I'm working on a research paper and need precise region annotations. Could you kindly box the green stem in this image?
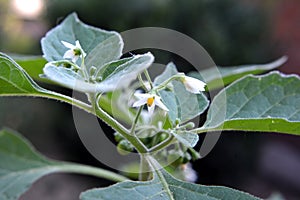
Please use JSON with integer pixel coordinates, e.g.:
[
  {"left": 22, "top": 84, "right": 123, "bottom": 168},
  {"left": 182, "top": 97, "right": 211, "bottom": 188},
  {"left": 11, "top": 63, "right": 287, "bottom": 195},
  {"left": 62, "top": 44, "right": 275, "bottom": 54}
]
[
  {"left": 138, "top": 74, "right": 148, "bottom": 92},
  {"left": 191, "top": 126, "right": 221, "bottom": 134},
  {"left": 36, "top": 90, "right": 148, "bottom": 154},
  {"left": 139, "top": 154, "right": 151, "bottom": 181},
  {"left": 143, "top": 69, "right": 153, "bottom": 89},
  {"left": 50, "top": 60, "right": 80, "bottom": 70},
  {"left": 130, "top": 105, "right": 144, "bottom": 135},
  {"left": 80, "top": 55, "right": 89, "bottom": 81},
  {"left": 154, "top": 73, "right": 185, "bottom": 91},
  {"left": 56, "top": 163, "right": 128, "bottom": 182},
  {"left": 36, "top": 90, "right": 93, "bottom": 113},
  {"left": 95, "top": 95, "right": 148, "bottom": 153},
  {"left": 146, "top": 156, "right": 175, "bottom": 200},
  {"left": 149, "top": 134, "right": 175, "bottom": 152}
]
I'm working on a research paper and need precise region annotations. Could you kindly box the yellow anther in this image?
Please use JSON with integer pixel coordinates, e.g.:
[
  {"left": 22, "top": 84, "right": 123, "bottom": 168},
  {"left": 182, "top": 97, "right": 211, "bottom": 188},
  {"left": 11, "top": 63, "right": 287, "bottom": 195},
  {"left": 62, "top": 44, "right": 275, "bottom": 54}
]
[{"left": 147, "top": 96, "right": 155, "bottom": 107}]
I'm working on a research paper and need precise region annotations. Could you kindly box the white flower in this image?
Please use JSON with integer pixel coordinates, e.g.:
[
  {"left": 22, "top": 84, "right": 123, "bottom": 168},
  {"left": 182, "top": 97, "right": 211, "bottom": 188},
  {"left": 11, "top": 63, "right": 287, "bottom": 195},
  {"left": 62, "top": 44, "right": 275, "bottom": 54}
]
[
  {"left": 61, "top": 40, "right": 86, "bottom": 63},
  {"left": 132, "top": 93, "right": 169, "bottom": 115},
  {"left": 181, "top": 76, "right": 206, "bottom": 94},
  {"left": 181, "top": 163, "right": 197, "bottom": 182}
]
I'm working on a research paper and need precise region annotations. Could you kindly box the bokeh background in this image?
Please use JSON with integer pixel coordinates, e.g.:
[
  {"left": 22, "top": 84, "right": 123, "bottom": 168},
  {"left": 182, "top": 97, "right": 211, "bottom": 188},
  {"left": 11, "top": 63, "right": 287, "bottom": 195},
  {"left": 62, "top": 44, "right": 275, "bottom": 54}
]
[{"left": 0, "top": 0, "right": 300, "bottom": 199}]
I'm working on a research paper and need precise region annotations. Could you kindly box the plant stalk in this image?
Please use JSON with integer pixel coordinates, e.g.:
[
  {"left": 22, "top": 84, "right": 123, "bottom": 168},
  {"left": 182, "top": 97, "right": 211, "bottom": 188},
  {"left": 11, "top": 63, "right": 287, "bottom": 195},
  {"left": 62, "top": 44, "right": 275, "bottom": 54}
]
[
  {"left": 57, "top": 163, "right": 129, "bottom": 182},
  {"left": 139, "top": 154, "right": 151, "bottom": 181}
]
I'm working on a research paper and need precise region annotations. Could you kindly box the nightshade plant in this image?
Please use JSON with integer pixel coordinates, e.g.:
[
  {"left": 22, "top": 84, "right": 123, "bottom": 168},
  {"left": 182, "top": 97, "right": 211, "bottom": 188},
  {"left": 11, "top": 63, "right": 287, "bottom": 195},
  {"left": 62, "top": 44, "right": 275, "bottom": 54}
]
[{"left": 0, "top": 13, "right": 299, "bottom": 200}]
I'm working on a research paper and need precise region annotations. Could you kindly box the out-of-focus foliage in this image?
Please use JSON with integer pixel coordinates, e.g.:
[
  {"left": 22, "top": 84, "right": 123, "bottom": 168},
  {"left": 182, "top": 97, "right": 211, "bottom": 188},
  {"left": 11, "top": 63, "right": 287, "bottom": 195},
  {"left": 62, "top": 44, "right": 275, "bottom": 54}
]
[
  {"left": 45, "top": 0, "right": 273, "bottom": 66},
  {"left": 0, "top": 1, "right": 45, "bottom": 54}
]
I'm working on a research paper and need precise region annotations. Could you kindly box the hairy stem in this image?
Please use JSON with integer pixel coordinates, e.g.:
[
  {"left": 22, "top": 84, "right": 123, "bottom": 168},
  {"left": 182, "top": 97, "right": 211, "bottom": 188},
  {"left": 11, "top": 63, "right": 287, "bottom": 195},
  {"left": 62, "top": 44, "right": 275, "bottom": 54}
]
[
  {"left": 56, "top": 163, "right": 129, "bottom": 182},
  {"left": 149, "top": 134, "right": 175, "bottom": 153},
  {"left": 154, "top": 73, "right": 185, "bottom": 91},
  {"left": 138, "top": 74, "right": 149, "bottom": 92},
  {"left": 191, "top": 126, "right": 222, "bottom": 134},
  {"left": 41, "top": 90, "right": 148, "bottom": 154},
  {"left": 95, "top": 95, "right": 148, "bottom": 153},
  {"left": 130, "top": 105, "right": 144, "bottom": 135},
  {"left": 144, "top": 69, "right": 153, "bottom": 89},
  {"left": 146, "top": 156, "right": 175, "bottom": 200},
  {"left": 139, "top": 154, "right": 151, "bottom": 181}
]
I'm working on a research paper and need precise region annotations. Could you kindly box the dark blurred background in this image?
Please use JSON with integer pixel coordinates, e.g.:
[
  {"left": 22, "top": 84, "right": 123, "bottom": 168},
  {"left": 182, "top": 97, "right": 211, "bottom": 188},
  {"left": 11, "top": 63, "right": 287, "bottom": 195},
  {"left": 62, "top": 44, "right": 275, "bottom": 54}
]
[{"left": 0, "top": 0, "right": 300, "bottom": 199}]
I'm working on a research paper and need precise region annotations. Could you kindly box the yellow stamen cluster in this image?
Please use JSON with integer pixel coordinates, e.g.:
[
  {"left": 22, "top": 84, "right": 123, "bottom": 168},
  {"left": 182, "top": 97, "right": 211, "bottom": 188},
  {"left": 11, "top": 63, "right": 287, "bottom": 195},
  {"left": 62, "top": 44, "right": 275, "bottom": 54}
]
[{"left": 147, "top": 96, "right": 155, "bottom": 107}]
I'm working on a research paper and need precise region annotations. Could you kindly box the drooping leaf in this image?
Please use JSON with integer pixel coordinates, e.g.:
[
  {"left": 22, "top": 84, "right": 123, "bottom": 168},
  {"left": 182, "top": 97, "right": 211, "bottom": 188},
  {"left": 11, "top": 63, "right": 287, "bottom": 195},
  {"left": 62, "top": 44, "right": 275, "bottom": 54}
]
[
  {"left": 154, "top": 63, "right": 209, "bottom": 124},
  {"left": 0, "top": 129, "right": 128, "bottom": 200},
  {"left": 41, "top": 13, "right": 123, "bottom": 70},
  {"left": 189, "top": 56, "right": 287, "bottom": 90},
  {"left": 81, "top": 162, "right": 260, "bottom": 200},
  {"left": 200, "top": 71, "right": 300, "bottom": 135},
  {"left": 42, "top": 53, "right": 154, "bottom": 93}
]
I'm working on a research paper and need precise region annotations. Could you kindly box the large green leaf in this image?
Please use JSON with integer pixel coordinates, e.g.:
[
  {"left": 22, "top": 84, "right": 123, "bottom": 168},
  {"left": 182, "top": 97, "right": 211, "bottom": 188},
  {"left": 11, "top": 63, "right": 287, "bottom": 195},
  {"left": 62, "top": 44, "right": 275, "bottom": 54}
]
[
  {"left": 12, "top": 55, "right": 47, "bottom": 83},
  {"left": 81, "top": 160, "right": 259, "bottom": 200},
  {"left": 43, "top": 53, "right": 154, "bottom": 93},
  {"left": 41, "top": 13, "right": 123, "bottom": 70},
  {"left": 189, "top": 56, "right": 287, "bottom": 90},
  {"left": 199, "top": 71, "right": 300, "bottom": 135},
  {"left": 0, "top": 129, "right": 128, "bottom": 200},
  {"left": 0, "top": 53, "right": 49, "bottom": 95},
  {"left": 0, "top": 53, "right": 92, "bottom": 112},
  {"left": 154, "top": 63, "right": 209, "bottom": 124}
]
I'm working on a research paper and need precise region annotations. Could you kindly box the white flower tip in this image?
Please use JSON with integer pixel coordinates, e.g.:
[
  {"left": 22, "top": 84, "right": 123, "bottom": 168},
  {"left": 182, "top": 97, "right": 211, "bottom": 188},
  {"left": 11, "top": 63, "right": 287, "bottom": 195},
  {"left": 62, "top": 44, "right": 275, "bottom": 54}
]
[
  {"left": 75, "top": 40, "right": 80, "bottom": 46},
  {"left": 183, "top": 76, "right": 206, "bottom": 94},
  {"left": 61, "top": 40, "right": 74, "bottom": 49}
]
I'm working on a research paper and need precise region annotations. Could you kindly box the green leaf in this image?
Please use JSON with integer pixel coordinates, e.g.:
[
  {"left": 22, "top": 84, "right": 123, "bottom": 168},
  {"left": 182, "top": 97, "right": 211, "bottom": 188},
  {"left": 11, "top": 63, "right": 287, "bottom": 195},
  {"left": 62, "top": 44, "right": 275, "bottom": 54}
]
[
  {"left": 0, "top": 129, "right": 128, "bottom": 200},
  {"left": 189, "top": 56, "right": 287, "bottom": 90},
  {"left": 41, "top": 13, "right": 123, "bottom": 69},
  {"left": 99, "top": 92, "right": 136, "bottom": 125},
  {"left": 0, "top": 53, "right": 92, "bottom": 112},
  {"left": 200, "top": 71, "right": 300, "bottom": 135},
  {"left": 0, "top": 53, "right": 46, "bottom": 95},
  {"left": 155, "top": 63, "right": 209, "bottom": 124},
  {"left": 172, "top": 131, "right": 199, "bottom": 148},
  {"left": 81, "top": 162, "right": 260, "bottom": 200},
  {"left": 96, "top": 57, "right": 132, "bottom": 81},
  {"left": 12, "top": 55, "right": 47, "bottom": 83},
  {"left": 43, "top": 53, "right": 154, "bottom": 93}
]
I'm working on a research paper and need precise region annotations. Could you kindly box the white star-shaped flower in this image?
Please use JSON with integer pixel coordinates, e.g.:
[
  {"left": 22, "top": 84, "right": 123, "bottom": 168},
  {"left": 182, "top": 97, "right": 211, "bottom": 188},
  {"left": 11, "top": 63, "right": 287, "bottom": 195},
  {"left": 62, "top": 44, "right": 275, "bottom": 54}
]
[
  {"left": 181, "top": 76, "right": 206, "bottom": 94},
  {"left": 61, "top": 40, "right": 86, "bottom": 63},
  {"left": 132, "top": 93, "right": 169, "bottom": 115}
]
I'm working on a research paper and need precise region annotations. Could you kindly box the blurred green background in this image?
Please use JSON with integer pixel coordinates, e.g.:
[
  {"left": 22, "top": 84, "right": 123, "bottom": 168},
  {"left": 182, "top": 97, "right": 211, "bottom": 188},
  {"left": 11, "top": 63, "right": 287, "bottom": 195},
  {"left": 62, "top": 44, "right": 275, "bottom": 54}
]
[{"left": 0, "top": 0, "right": 300, "bottom": 200}]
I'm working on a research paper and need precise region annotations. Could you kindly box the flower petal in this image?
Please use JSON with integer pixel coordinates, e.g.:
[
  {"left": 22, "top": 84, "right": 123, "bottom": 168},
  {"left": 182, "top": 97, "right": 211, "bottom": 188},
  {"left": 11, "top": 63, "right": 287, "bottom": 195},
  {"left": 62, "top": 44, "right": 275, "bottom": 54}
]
[
  {"left": 61, "top": 41, "right": 75, "bottom": 49},
  {"left": 154, "top": 98, "right": 169, "bottom": 111},
  {"left": 134, "top": 92, "right": 151, "bottom": 99},
  {"left": 72, "top": 55, "right": 79, "bottom": 63},
  {"left": 63, "top": 50, "right": 75, "bottom": 59},
  {"left": 75, "top": 40, "right": 87, "bottom": 57},
  {"left": 75, "top": 40, "right": 81, "bottom": 48},
  {"left": 132, "top": 97, "right": 148, "bottom": 107},
  {"left": 147, "top": 103, "right": 155, "bottom": 115}
]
